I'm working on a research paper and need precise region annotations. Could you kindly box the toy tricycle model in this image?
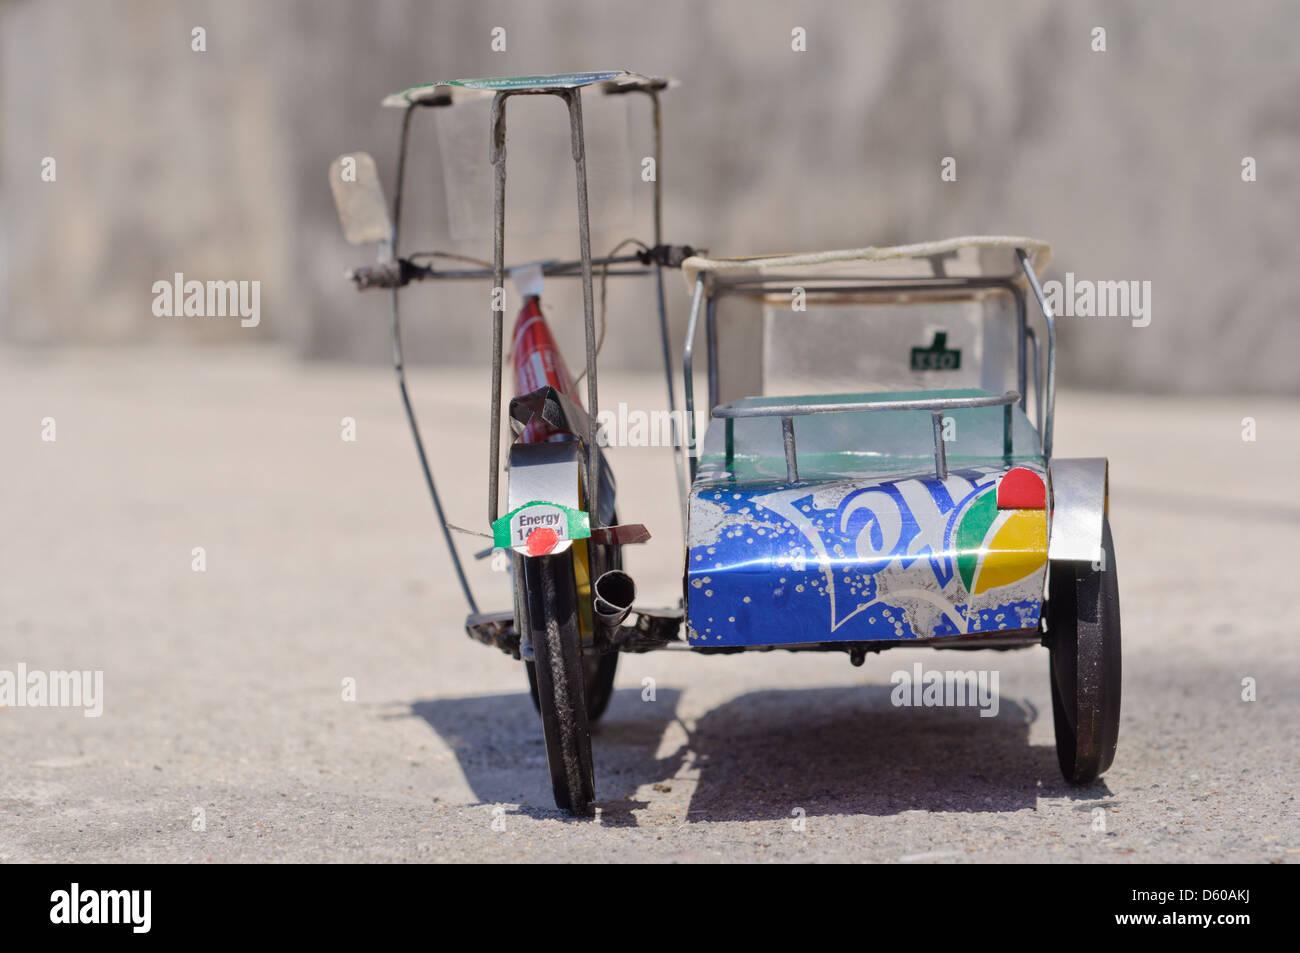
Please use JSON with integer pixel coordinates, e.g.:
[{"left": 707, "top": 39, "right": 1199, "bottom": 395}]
[{"left": 329, "top": 72, "right": 1121, "bottom": 815}]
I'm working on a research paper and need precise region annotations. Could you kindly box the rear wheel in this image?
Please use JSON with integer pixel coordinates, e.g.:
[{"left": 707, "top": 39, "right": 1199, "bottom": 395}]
[
  {"left": 517, "top": 550, "right": 595, "bottom": 814},
  {"left": 1047, "top": 520, "right": 1122, "bottom": 783}
]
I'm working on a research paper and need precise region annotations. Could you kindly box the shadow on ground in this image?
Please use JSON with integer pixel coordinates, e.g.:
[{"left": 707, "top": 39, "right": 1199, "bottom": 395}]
[
  {"left": 412, "top": 686, "right": 688, "bottom": 825},
  {"left": 412, "top": 682, "right": 1110, "bottom": 824}
]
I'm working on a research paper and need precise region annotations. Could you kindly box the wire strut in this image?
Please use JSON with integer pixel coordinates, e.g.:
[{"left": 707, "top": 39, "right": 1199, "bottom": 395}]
[{"left": 389, "top": 104, "right": 479, "bottom": 614}]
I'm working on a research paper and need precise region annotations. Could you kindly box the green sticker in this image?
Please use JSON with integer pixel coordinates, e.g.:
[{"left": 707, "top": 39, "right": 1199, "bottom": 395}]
[
  {"left": 492, "top": 501, "right": 591, "bottom": 550},
  {"left": 911, "top": 331, "right": 962, "bottom": 371}
]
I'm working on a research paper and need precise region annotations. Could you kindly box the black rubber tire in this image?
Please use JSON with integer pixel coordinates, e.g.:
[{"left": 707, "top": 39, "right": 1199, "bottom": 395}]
[
  {"left": 523, "top": 525, "right": 622, "bottom": 724},
  {"left": 518, "top": 551, "right": 595, "bottom": 814},
  {"left": 526, "top": 652, "right": 618, "bottom": 722},
  {"left": 1048, "top": 519, "right": 1122, "bottom": 783}
]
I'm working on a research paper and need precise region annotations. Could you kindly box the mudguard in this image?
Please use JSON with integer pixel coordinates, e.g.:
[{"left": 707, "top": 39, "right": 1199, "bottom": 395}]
[
  {"left": 505, "top": 386, "right": 616, "bottom": 528},
  {"left": 495, "top": 441, "right": 587, "bottom": 555},
  {"left": 1047, "top": 458, "right": 1109, "bottom": 564}
]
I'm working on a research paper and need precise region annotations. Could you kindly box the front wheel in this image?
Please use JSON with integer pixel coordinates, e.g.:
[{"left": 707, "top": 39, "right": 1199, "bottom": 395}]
[
  {"left": 517, "top": 551, "right": 595, "bottom": 814},
  {"left": 1047, "top": 520, "right": 1122, "bottom": 783},
  {"left": 527, "top": 652, "right": 619, "bottom": 723}
]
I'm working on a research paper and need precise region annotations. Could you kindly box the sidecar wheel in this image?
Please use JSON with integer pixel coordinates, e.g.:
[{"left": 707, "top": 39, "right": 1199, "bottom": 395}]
[{"left": 1048, "top": 520, "right": 1122, "bottom": 784}]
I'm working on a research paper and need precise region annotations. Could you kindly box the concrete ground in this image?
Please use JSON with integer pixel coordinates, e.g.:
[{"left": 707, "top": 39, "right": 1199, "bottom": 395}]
[{"left": 1, "top": 346, "right": 1297, "bottom": 862}]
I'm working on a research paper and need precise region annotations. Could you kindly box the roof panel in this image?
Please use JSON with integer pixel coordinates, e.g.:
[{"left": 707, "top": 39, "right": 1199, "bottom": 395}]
[
  {"left": 682, "top": 236, "right": 1052, "bottom": 289},
  {"left": 381, "top": 71, "right": 669, "bottom": 108}
]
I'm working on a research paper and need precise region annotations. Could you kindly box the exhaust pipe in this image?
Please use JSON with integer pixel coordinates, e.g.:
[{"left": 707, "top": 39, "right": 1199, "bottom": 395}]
[{"left": 593, "top": 570, "right": 636, "bottom": 627}]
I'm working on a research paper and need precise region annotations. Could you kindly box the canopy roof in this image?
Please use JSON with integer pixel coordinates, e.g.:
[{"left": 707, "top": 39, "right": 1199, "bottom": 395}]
[
  {"left": 381, "top": 71, "right": 671, "bottom": 108},
  {"left": 681, "top": 236, "right": 1052, "bottom": 290}
]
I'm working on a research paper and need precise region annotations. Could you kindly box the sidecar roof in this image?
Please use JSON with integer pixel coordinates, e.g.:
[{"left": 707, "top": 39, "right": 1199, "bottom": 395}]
[
  {"left": 681, "top": 236, "right": 1052, "bottom": 292},
  {"left": 382, "top": 71, "right": 673, "bottom": 108}
]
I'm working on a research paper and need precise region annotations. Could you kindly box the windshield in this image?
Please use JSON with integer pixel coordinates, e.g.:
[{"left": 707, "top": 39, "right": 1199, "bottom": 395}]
[{"left": 760, "top": 293, "right": 1020, "bottom": 397}]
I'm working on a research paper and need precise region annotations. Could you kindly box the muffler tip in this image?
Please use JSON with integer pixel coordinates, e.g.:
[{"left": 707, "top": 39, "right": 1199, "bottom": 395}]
[{"left": 593, "top": 570, "right": 636, "bottom": 626}]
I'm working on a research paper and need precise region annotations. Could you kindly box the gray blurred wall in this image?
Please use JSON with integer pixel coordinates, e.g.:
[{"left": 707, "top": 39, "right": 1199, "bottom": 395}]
[{"left": 2, "top": 0, "right": 1297, "bottom": 393}]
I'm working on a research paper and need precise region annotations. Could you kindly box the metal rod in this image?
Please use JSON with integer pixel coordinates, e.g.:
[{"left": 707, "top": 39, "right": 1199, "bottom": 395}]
[
  {"left": 407, "top": 255, "right": 650, "bottom": 282},
  {"left": 1014, "top": 284, "right": 1027, "bottom": 411},
  {"left": 647, "top": 91, "right": 664, "bottom": 251},
  {"left": 682, "top": 275, "right": 706, "bottom": 485},
  {"left": 388, "top": 104, "right": 478, "bottom": 613},
  {"left": 1026, "top": 326, "right": 1044, "bottom": 444},
  {"left": 705, "top": 295, "right": 719, "bottom": 412},
  {"left": 931, "top": 411, "right": 948, "bottom": 481},
  {"left": 565, "top": 89, "right": 600, "bottom": 529},
  {"left": 781, "top": 416, "right": 799, "bottom": 483},
  {"left": 403, "top": 267, "right": 1006, "bottom": 285},
  {"left": 657, "top": 260, "right": 687, "bottom": 533},
  {"left": 712, "top": 285, "right": 1013, "bottom": 300},
  {"left": 391, "top": 300, "right": 478, "bottom": 614},
  {"left": 1016, "top": 249, "right": 1056, "bottom": 460},
  {"left": 1003, "top": 403, "right": 1013, "bottom": 460},
  {"left": 390, "top": 106, "right": 414, "bottom": 251},
  {"left": 710, "top": 276, "right": 1019, "bottom": 292},
  {"left": 713, "top": 393, "right": 1020, "bottom": 486},
  {"left": 533, "top": 253, "right": 645, "bottom": 272},
  {"left": 643, "top": 88, "right": 688, "bottom": 533},
  {"left": 487, "top": 92, "right": 509, "bottom": 524},
  {"left": 713, "top": 390, "right": 1020, "bottom": 418}
]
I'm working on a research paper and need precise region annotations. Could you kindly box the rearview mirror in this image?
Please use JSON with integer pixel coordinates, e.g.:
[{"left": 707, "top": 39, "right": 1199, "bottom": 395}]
[{"left": 329, "top": 152, "right": 392, "bottom": 246}]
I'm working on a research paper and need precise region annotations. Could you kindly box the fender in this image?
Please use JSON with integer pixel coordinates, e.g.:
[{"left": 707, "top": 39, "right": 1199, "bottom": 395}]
[
  {"left": 507, "top": 386, "right": 619, "bottom": 526},
  {"left": 506, "top": 440, "right": 583, "bottom": 514},
  {"left": 494, "top": 440, "right": 587, "bottom": 555},
  {"left": 1048, "top": 457, "right": 1109, "bottom": 563}
]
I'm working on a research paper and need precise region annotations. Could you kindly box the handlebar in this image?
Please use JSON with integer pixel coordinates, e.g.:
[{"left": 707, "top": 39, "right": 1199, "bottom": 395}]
[
  {"left": 345, "top": 245, "right": 697, "bottom": 291},
  {"left": 347, "top": 260, "right": 428, "bottom": 290}
]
